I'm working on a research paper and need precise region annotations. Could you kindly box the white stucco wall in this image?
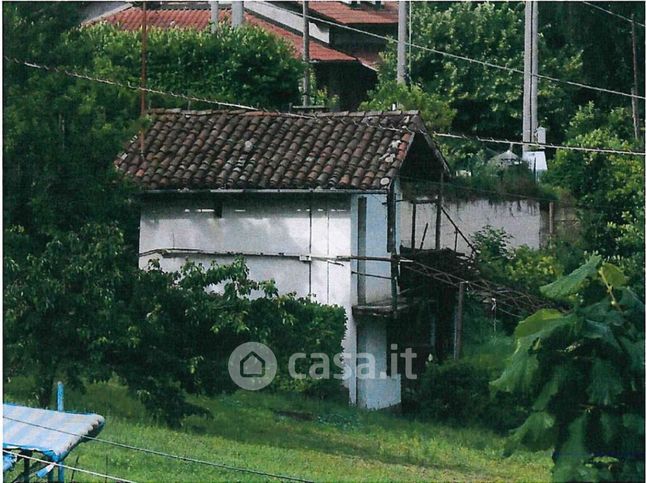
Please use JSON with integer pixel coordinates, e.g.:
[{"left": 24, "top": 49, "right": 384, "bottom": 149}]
[
  {"left": 400, "top": 198, "right": 543, "bottom": 252},
  {"left": 139, "top": 192, "right": 400, "bottom": 409},
  {"left": 349, "top": 193, "right": 392, "bottom": 304},
  {"left": 356, "top": 319, "right": 401, "bottom": 410}
]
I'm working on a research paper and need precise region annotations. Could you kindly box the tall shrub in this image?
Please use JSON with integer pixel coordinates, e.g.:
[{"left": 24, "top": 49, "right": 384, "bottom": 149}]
[{"left": 493, "top": 256, "right": 644, "bottom": 481}]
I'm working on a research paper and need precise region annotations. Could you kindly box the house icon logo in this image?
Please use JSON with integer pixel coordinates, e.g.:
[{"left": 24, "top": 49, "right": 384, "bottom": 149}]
[
  {"left": 228, "top": 342, "right": 277, "bottom": 390},
  {"left": 241, "top": 351, "right": 266, "bottom": 377}
]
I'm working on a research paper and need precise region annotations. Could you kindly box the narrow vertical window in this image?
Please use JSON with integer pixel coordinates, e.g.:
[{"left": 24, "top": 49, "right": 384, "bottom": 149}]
[{"left": 357, "top": 197, "right": 367, "bottom": 304}]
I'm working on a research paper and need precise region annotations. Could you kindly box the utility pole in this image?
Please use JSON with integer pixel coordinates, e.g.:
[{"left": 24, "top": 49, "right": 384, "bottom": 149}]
[
  {"left": 631, "top": 14, "right": 641, "bottom": 142},
  {"left": 397, "top": 0, "right": 407, "bottom": 84},
  {"left": 232, "top": 1, "right": 244, "bottom": 28},
  {"left": 139, "top": 0, "right": 148, "bottom": 155},
  {"left": 302, "top": 0, "right": 310, "bottom": 106},
  {"left": 210, "top": 1, "right": 219, "bottom": 34},
  {"left": 522, "top": 0, "right": 538, "bottom": 151}
]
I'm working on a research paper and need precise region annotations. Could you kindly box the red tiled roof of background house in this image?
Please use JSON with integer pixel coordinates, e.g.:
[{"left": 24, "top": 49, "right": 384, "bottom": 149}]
[
  {"left": 307, "top": 1, "right": 398, "bottom": 25},
  {"left": 97, "top": 7, "right": 356, "bottom": 63},
  {"left": 114, "top": 109, "right": 441, "bottom": 191},
  {"left": 244, "top": 12, "right": 355, "bottom": 62}
]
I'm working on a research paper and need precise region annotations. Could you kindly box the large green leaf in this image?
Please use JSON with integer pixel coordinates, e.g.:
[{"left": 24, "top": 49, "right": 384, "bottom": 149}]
[
  {"left": 514, "top": 309, "right": 566, "bottom": 338},
  {"left": 599, "top": 412, "right": 621, "bottom": 446},
  {"left": 580, "top": 299, "right": 624, "bottom": 327},
  {"left": 599, "top": 263, "right": 627, "bottom": 288},
  {"left": 580, "top": 319, "right": 622, "bottom": 352},
  {"left": 618, "top": 287, "right": 646, "bottom": 316},
  {"left": 552, "top": 414, "right": 598, "bottom": 482},
  {"left": 618, "top": 336, "right": 645, "bottom": 374},
  {"left": 533, "top": 366, "right": 570, "bottom": 411},
  {"left": 540, "top": 255, "right": 601, "bottom": 300},
  {"left": 587, "top": 359, "right": 623, "bottom": 406},
  {"left": 622, "top": 413, "right": 645, "bottom": 437},
  {"left": 491, "top": 338, "right": 539, "bottom": 393},
  {"left": 506, "top": 411, "right": 557, "bottom": 453}
]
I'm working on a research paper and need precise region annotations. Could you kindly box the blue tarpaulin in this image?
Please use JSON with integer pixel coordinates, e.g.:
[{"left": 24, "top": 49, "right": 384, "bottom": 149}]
[
  {"left": 3, "top": 452, "right": 17, "bottom": 472},
  {"left": 3, "top": 404, "right": 105, "bottom": 466}
]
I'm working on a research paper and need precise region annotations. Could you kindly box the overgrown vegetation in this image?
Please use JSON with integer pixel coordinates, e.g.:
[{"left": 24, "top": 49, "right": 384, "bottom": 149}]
[
  {"left": 415, "top": 355, "right": 529, "bottom": 434},
  {"left": 542, "top": 103, "right": 645, "bottom": 293},
  {"left": 494, "top": 257, "right": 645, "bottom": 481},
  {"left": 472, "top": 226, "right": 565, "bottom": 297},
  {"left": 4, "top": 228, "right": 345, "bottom": 424},
  {"left": 72, "top": 22, "right": 303, "bottom": 110}
]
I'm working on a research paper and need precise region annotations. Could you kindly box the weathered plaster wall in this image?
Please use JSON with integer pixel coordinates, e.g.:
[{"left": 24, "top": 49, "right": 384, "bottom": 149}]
[
  {"left": 356, "top": 319, "right": 401, "bottom": 410},
  {"left": 139, "top": 193, "right": 400, "bottom": 409},
  {"left": 400, "top": 198, "right": 543, "bottom": 252}
]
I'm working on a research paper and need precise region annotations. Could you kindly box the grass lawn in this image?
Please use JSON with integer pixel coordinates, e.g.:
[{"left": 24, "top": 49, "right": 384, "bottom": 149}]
[{"left": 4, "top": 380, "right": 551, "bottom": 482}]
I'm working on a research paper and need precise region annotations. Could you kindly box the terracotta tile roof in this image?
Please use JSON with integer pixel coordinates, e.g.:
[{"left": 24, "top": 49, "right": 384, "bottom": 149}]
[
  {"left": 350, "top": 50, "right": 383, "bottom": 70},
  {"left": 307, "top": 1, "right": 398, "bottom": 25},
  {"left": 244, "top": 12, "right": 355, "bottom": 62},
  {"left": 115, "top": 109, "right": 440, "bottom": 191},
  {"left": 97, "top": 7, "right": 355, "bottom": 63}
]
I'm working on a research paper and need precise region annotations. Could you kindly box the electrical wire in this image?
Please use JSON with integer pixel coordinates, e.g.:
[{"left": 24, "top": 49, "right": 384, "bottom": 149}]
[
  {"left": 430, "top": 130, "right": 645, "bottom": 157},
  {"left": 582, "top": 1, "right": 645, "bottom": 28},
  {"left": 6, "top": 56, "right": 645, "bottom": 158},
  {"left": 2, "top": 449, "right": 135, "bottom": 483},
  {"left": 3, "top": 416, "right": 313, "bottom": 483},
  {"left": 273, "top": 3, "right": 646, "bottom": 101},
  {"left": 3, "top": 57, "right": 262, "bottom": 112}
]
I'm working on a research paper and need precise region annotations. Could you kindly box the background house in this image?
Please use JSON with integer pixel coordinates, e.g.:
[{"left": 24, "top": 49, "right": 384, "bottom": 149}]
[
  {"left": 87, "top": 1, "right": 397, "bottom": 109},
  {"left": 116, "top": 108, "right": 448, "bottom": 409}
]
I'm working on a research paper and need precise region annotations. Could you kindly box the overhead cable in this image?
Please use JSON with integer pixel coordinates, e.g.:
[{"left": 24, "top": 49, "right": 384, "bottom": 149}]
[
  {"left": 582, "top": 2, "right": 645, "bottom": 28},
  {"left": 3, "top": 416, "right": 313, "bottom": 483},
  {"left": 6, "top": 56, "right": 645, "bottom": 158},
  {"left": 274, "top": 4, "right": 646, "bottom": 101}
]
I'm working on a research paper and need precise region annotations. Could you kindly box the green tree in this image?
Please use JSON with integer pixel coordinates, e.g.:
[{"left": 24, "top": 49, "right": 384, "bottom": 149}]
[
  {"left": 367, "top": 1, "right": 582, "bottom": 164},
  {"left": 3, "top": 3, "right": 140, "bottom": 246},
  {"left": 360, "top": 81, "right": 455, "bottom": 131},
  {"left": 540, "top": 2, "right": 645, "bottom": 113},
  {"left": 4, "top": 224, "right": 132, "bottom": 407},
  {"left": 493, "top": 257, "right": 644, "bottom": 481},
  {"left": 5, "top": 221, "right": 345, "bottom": 423},
  {"left": 4, "top": 4, "right": 304, "bottom": 240},
  {"left": 542, "top": 103, "right": 644, "bottom": 290}
]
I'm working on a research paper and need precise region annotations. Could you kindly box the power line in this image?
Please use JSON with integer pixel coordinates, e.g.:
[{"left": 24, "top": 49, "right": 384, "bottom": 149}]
[
  {"left": 3, "top": 416, "right": 313, "bottom": 482},
  {"left": 2, "top": 450, "right": 135, "bottom": 483},
  {"left": 6, "top": 56, "right": 645, "bottom": 159},
  {"left": 274, "top": 3, "right": 646, "bottom": 101},
  {"left": 582, "top": 2, "right": 645, "bottom": 28},
  {"left": 430, "top": 131, "right": 645, "bottom": 157},
  {"left": 3, "top": 56, "right": 262, "bottom": 112}
]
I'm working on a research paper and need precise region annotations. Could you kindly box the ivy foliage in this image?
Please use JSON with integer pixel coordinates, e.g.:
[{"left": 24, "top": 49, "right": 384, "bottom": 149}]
[
  {"left": 70, "top": 22, "right": 303, "bottom": 110},
  {"left": 493, "top": 257, "right": 645, "bottom": 481}
]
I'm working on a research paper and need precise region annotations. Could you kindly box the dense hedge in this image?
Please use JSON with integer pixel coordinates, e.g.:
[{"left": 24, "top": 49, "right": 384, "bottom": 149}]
[{"left": 412, "top": 358, "right": 528, "bottom": 433}]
